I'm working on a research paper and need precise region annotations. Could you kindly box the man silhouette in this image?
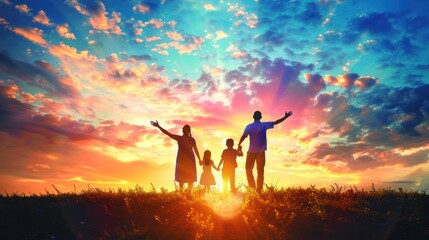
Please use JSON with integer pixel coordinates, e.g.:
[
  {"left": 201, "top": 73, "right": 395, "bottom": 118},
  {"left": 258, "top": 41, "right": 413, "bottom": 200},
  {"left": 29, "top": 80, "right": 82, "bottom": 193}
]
[{"left": 238, "top": 110, "right": 293, "bottom": 193}]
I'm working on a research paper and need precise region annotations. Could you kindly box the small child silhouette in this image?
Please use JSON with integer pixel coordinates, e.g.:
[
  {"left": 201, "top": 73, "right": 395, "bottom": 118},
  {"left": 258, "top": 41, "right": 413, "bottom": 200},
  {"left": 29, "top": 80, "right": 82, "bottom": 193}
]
[
  {"left": 199, "top": 150, "right": 219, "bottom": 193},
  {"left": 218, "top": 139, "right": 243, "bottom": 193}
]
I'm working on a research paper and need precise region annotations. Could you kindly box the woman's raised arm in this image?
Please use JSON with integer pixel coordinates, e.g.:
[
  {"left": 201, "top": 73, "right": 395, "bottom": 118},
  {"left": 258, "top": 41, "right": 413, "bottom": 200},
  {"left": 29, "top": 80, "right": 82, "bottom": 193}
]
[{"left": 151, "top": 120, "right": 179, "bottom": 140}]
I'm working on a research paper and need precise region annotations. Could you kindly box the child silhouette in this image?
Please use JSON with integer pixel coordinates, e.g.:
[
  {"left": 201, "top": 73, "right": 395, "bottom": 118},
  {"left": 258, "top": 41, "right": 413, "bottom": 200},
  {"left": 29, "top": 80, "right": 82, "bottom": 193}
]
[
  {"left": 199, "top": 150, "right": 219, "bottom": 193},
  {"left": 218, "top": 139, "right": 243, "bottom": 193}
]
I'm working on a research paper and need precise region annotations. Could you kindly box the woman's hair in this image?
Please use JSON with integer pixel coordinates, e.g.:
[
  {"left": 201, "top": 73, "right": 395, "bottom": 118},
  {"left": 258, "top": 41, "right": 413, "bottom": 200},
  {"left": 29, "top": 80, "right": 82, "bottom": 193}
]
[
  {"left": 203, "top": 150, "right": 211, "bottom": 165},
  {"left": 183, "top": 124, "right": 192, "bottom": 138}
]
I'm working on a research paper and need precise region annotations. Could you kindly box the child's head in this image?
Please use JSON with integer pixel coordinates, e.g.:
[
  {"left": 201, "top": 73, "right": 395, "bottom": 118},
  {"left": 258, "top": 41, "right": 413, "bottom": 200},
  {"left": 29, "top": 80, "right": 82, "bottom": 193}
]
[
  {"left": 203, "top": 150, "right": 211, "bottom": 165},
  {"left": 226, "top": 138, "right": 234, "bottom": 148}
]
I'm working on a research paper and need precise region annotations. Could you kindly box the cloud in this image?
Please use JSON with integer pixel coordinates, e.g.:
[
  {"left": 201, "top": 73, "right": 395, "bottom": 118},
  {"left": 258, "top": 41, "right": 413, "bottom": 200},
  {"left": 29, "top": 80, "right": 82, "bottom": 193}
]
[
  {"left": 355, "top": 76, "right": 379, "bottom": 90},
  {"left": 351, "top": 12, "right": 396, "bottom": 35},
  {"left": 146, "top": 36, "right": 160, "bottom": 42},
  {"left": 133, "top": 28, "right": 143, "bottom": 36},
  {"left": 203, "top": 4, "right": 216, "bottom": 11},
  {"left": 49, "top": 43, "right": 98, "bottom": 64},
  {"left": 255, "top": 30, "right": 285, "bottom": 46},
  {"left": 0, "top": 52, "right": 79, "bottom": 97},
  {"left": 0, "top": 0, "right": 12, "bottom": 5},
  {"left": 140, "top": 18, "right": 164, "bottom": 28},
  {"left": 298, "top": 2, "right": 323, "bottom": 24},
  {"left": 15, "top": 4, "right": 30, "bottom": 14},
  {"left": 135, "top": 38, "right": 143, "bottom": 43},
  {"left": 12, "top": 27, "right": 47, "bottom": 46},
  {"left": 0, "top": 18, "right": 8, "bottom": 25},
  {"left": 152, "top": 36, "right": 205, "bottom": 55},
  {"left": 67, "top": 0, "right": 123, "bottom": 35},
  {"left": 167, "top": 20, "right": 177, "bottom": 29},
  {"left": 226, "top": 43, "right": 248, "bottom": 59},
  {"left": 33, "top": 10, "right": 52, "bottom": 26},
  {"left": 228, "top": 3, "right": 258, "bottom": 28},
  {"left": 324, "top": 73, "right": 360, "bottom": 89},
  {"left": 215, "top": 31, "right": 228, "bottom": 40},
  {"left": 133, "top": 4, "right": 149, "bottom": 14},
  {"left": 0, "top": 82, "right": 153, "bottom": 146},
  {"left": 304, "top": 82, "right": 429, "bottom": 171},
  {"left": 56, "top": 24, "right": 76, "bottom": 39},
  {"left": 304, "top": 73, "right": 326, "bottom": 93},
  {"left": 166, "top": 31, "right": 184, "bottom": 41}
]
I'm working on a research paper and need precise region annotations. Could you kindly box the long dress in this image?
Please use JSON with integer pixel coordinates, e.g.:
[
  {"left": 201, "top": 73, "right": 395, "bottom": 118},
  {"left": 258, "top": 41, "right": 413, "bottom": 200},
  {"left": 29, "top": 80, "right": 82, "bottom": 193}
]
[
  {"left": 174, "top": 135, "right": 197, "bottom": 183},
  {"left": 200, "top": 160, "right": 216, "bottom": 186}
]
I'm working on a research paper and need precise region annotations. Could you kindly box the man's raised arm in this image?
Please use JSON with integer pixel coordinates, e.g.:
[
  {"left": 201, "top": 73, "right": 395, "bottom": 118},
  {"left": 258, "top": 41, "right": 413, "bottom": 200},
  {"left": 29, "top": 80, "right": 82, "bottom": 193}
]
[{"left": 274, "top": 111, "right": 293, "bottom": 125}]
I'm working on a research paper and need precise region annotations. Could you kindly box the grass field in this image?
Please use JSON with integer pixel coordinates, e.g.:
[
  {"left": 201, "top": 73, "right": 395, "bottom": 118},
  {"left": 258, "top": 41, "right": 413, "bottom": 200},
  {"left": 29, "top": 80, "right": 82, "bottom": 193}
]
[{"left": 1, "top": 185, "right": 428, "bottom": 240}]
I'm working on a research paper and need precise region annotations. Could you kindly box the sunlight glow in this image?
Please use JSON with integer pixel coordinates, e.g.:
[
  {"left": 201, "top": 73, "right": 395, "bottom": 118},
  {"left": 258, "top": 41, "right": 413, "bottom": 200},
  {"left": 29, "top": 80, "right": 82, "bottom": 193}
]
[
  {"left": 203, "top": 193, "right": 243, "bottom": 218},
  {"left": 69, "top": 176, "right": 128, "bottom": 185}
]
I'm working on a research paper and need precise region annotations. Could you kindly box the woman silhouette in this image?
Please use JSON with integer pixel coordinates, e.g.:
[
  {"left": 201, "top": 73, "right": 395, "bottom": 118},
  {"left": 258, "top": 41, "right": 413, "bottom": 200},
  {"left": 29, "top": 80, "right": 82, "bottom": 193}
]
[{"left": 151, "top": 120, "right": 202, "bottom": 191}]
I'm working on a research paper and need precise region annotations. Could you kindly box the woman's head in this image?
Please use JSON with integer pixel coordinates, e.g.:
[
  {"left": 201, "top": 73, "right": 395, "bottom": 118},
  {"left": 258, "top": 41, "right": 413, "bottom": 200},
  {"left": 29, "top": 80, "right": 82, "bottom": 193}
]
[
  {"left": 182, "top": 125, "right": 191, "bottom": 136},
  {"left": 203, "top": 150, "right": 211, "bottom": 165}
]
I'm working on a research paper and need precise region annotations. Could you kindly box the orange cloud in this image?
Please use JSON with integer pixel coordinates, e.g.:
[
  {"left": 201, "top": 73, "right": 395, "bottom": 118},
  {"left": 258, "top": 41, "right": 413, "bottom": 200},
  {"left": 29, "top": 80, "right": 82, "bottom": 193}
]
[
  {"left": 67, "top": 0, "right": 123, "bottom": 35},
  {"left": 49, "top": 43, "right": 98, "bottom": 63},
  {"left": 13, "top": 27, "right": 47, "bottom": 45},
  {"left": 33, "top": 10, "right": 52, "bottom": 25},
  {"left": 56, "top": 24, "right": 76, "bottom": 39}
]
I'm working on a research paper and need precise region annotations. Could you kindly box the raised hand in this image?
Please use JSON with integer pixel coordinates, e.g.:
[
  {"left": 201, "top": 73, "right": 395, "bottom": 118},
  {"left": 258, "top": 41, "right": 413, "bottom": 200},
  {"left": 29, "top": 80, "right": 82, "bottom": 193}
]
[
  {"left": 285, "top": 111, "right": 293, "bottom": 117},
  {"left": 150, "top": 120, "right": 160, "bottom": 128}
]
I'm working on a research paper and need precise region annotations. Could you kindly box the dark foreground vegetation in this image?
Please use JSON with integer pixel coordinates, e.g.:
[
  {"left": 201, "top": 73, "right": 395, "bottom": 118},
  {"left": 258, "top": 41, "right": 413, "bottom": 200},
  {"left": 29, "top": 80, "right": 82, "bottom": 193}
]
[{"left": 0, "top": 185, "right": 428, "bottom": 240}]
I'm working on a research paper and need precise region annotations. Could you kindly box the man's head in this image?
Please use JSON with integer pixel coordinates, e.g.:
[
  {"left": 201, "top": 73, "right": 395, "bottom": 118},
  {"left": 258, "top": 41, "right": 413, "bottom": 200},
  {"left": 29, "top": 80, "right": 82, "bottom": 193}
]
[{"left": 253, "top": 111, "right": 262, "bottom": 121}]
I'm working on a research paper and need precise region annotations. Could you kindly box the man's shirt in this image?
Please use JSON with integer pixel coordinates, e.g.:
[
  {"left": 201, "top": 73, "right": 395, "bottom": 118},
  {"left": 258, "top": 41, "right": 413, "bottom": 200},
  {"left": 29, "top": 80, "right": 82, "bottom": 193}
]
[{"left": 243, "top": 121, "right": 274, "bottom": 152}]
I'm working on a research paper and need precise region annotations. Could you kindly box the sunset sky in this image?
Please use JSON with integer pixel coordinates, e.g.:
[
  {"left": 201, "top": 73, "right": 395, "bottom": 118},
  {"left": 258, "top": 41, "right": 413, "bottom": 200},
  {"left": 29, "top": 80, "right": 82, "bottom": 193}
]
[{"left": 1, "top": 0, "right": 428, "bottom": 193}]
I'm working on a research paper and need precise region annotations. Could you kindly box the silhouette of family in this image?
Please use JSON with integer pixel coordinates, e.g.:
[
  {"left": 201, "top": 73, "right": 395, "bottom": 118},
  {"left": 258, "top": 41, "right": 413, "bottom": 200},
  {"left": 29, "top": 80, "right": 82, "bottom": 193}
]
[{"left": 151, "top": 110, "right": 293, "bottom": 194}]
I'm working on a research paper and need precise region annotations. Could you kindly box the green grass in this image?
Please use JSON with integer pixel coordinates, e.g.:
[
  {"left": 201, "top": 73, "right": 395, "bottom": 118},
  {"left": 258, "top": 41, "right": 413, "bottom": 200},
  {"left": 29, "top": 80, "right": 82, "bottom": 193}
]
[{"left": 0, "top": 185, "right": 428, "bottom": 239}]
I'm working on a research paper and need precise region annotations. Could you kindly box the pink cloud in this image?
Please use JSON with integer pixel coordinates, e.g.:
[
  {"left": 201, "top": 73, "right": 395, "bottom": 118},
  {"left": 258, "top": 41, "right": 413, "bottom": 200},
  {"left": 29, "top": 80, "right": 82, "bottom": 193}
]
[
  {"left": 167, "top": 20, "right": 177, "bottom": 29},
  {"left": 166, "top": 31, "right": 184, "bottom": 41},
  {"left": 15, "top": 4, "right": 30, "bottom": 14},
  {"left": 141, "top": 18, "right": 164, "bottom": 28},
  {"left": 133, "top": 4, "right": 150, "bottom": 14},
  {"left": 0, "top": 0, "right": 12, "bottom": 5},
  {"left": 146, "top": 36, "right": 160, "bottom": 42}
]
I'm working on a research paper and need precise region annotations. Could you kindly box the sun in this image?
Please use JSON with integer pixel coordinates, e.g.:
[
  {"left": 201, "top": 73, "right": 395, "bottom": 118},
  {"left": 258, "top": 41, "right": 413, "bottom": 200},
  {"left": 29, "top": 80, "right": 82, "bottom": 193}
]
[{"left": 202, "top": 192, "right": 243, "bottom": 219}]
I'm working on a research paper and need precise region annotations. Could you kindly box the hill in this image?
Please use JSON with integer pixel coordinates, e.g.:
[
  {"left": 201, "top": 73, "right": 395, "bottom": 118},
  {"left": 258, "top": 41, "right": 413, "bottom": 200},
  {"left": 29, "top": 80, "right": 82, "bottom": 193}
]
[{"left": 0, "top": 185, "right": 428, "bottom": 239}]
